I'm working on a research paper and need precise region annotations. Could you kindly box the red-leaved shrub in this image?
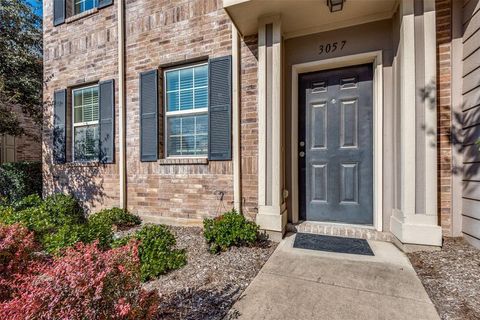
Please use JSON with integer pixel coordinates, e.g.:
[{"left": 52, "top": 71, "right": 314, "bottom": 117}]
[
  {"left": 0, "top": 224, "right": 37, "bottom": 301},
  {"left": 0, "top": 240, "right": 160, "bottom": 319}
]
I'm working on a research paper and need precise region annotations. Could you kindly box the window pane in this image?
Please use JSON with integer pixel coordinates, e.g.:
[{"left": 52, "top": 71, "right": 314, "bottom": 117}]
[
  {"left": 74, "top": 107, "right": 83, "bottom": 123},
  {"left": 73, "top": 86, "right": 99, "bottom": 123},
  {"left": 84, "top": 0, "right": 96, "bottom": 11},
  {"left": 179, "top": 68, "right": 193, "bottom": 90},
  {"left": 167, "top": 136, "right": 181, "bottom": 156},
  {"left": 166, "top": 70, "right": 179, "bottom": 91},
  {"left": 73, "top": 91, "right": 82, "bottom": 107},
  {"left": 168, "top": 117, "right": 181, "bottom": 136},
  {"left": 194, "top": 87, "right": 208, "bottom": 109},
  {"left": 182, "top": 116, "right": 194, "bottom": 135},
  {"left": 179, "top": 89, "right": 193, "bottom": 110},
  {"left": 165, "top": 64, "right": 209, "bottom": 158},
  {"left": 182, "top": 136, "right": 195, "bottom": 155},
  {"left": 195, "top": 135, "right": 208, "bottom": 154},
  {"left": 196, "top": 114, "right": 208, "bottom": 134},
  {"left": 194, "top": 65, "right": 208, "bottom": 87},
  {"left": 74, "top": 2, "right": 82, "bottom": 14},
  {"left": 74, "top": 125, "right": 99, "bottom": 161},
  {"left": 167, "top": 91, "right": 179, "bottom": 112},
  {"left": 74, "top": 0, "right": 96, "bottom": 14},
  {"left": 166, "top": 114, "right": 208, "bottom": 157}
]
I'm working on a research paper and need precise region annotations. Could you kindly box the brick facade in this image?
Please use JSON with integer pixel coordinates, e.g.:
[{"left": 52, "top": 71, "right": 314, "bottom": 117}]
[
  {"left": 240, "top": 34, "right": 258, "bottom": 219},
  {"left": 43, "top": 0, "right": 121, "bottom": 211},
  {"left": 5, "top": 105, "right": 42, "bottom": 162},
  {"left": 436, "top": 0, "right": 453, "bottom": 236},
  {"left": 43, "top": 0, "right": 259, "bottom": 219},
  {"left": 43, "top": 0, "right": 454, "bottom": 237}
]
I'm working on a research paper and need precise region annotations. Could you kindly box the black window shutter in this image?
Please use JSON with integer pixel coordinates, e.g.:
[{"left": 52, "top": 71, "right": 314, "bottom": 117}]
[
  {"left": 140, "top": 70, "right": 158, "bottom": 162},
  {"left": 99, "top": 79, "right": 115, "bottom": 163},
  {"left": 53, "top": 0, "right": 65, "bottom": 26},
  {"left": 208, "top": 55, "right": 232, "bottom": 161},
  {"left": 98, "top": 0, "right": 113, "bottom": 9},
  {"left": 53, "top": 89, "right": 67, "bottom": 164}
]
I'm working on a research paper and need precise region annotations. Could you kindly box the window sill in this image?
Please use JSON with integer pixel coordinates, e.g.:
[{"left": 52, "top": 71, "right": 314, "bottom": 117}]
[
  {"left": 65, "top": 8, "right": 99, "bottom": 24},
  {"left": 60, "top": 161, "right": 100, "bottom": 167},
  {"left": 158, "top": 158, "right": 208, "bottom": 165}
]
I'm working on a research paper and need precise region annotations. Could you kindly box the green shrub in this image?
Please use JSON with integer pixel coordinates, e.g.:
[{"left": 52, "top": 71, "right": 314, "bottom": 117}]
[
  {"left": 0, "top": 161, "right": 42, "bottom": 205},
  {"left": 42, "top": 193, "right": 85, "bottom": 226},
  {"left": 83, "top": 219, "right": 114, "bottom": 249},
  {"left": 0, "top": 193, "right": 90, "bottom": 254},
  {"left": 11, "top": 194, "right": 42, "bottom": 211},
  {"left": 88, "top": 207, "right": 141, "bottom": 230},
  {"left": 114, "top": 225, "right": 186, "bottom": 281},
  {"left": 203, "top": 210, "right": 259, "bottom": 253},
  {"left": 0, "top": 194, "right": 84, "bottom": 235},
  {"left": 41, "top": 224, "right": 86, "bottom": 255}
]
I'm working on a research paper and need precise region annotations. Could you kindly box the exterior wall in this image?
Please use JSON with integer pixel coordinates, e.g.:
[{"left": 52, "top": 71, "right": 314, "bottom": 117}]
[
  {"left": 43, "top": 0, "right": 259, "bottom": 220},
  {"left": 240, "top": 34, "right": 259, "bottom": 218},
  {"left": 283, "top": 19, "right": 395, "bottom": 231},
  {"left": 43, "top": 0, "right": 120, "bottom": 211},
  {"left": 436, "top": 0, "right": 453, "bottom": 236},
  {"left": 123, "top": 0, "right": 233, "bottom": 221},
  {"left": 461, "top": 0, "right": 480, "bottom": 247},
  {"left": 42, "top": 0, "right": 458, "bottom": 240},
  {"left": 0, "top": 105, "right": 41, "bottom": 163}
]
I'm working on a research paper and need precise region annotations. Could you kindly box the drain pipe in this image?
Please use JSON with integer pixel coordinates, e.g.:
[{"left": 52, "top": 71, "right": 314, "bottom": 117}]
[
  {"left": 232, "top": 25, "right": 242, "bottom": 213},
  {"left": 118, "top": 0, "right": 127, "bottom": 209}
]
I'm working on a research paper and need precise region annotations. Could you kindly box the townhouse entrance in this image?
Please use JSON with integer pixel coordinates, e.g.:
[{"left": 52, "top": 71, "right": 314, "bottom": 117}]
[{"left": 298, "top": 64, "right": 373, "bottom": 225}]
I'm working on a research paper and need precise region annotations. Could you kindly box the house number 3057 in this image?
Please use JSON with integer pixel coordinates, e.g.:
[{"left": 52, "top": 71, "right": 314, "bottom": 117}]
[{"left": 319, "top": 40, "right": 346, "bottom": 55}]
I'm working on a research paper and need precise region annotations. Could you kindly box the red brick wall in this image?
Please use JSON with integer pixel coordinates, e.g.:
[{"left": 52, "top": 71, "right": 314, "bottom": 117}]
[{"left": 436, "top": 0, "right": 453, "bottom": 236}]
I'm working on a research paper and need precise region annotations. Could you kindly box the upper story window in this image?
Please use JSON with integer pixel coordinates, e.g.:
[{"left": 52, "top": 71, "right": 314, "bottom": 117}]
[
  {"left": 72, "top": 85, "right": 99, "bottom": 162},
  {"left": 164, "top": 63, "right": 208, "bottom": 158},
  {"left": 74, "top": 0, "right": 98, "bottom": 15}
]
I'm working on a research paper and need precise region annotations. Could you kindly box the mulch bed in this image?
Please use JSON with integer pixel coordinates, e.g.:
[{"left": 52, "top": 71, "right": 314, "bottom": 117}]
[
  {"left": 407, "top": 238, "right": 480, "bottom": 320},
  {"left": 142, "top": 226, "right": 277, "bottom": 320}
]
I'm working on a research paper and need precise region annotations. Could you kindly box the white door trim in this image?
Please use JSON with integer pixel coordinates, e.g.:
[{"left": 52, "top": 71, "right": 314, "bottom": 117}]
[{"left": 291, "top": 50, "right": 383, "bottom": 231}]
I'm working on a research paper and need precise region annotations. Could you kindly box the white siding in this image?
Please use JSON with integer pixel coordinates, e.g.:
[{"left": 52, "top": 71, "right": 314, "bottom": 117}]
[{"left": 462, "top": 0, "right": 480, "bottom": 246}]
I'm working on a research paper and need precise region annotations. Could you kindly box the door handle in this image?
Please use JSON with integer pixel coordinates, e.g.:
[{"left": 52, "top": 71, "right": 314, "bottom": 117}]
[{"left": 299, "top": 151, "right": 305, "bottom": 158}]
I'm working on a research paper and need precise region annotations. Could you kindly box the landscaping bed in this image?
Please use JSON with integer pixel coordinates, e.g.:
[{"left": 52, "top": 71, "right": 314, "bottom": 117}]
[
  {"left": 407, "top": 238, "right": 480, "bottom": 320},
  {"left": 0, "top": 194, "right": 277, "bottom": 319},
  {"left": 144, "top": 226, "right": 277, "bottom": 320}
]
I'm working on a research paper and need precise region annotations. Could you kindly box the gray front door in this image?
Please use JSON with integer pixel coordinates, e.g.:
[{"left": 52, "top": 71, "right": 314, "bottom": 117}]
[{"left": 299, "top": 64, "right": 373, "bottom": 225}]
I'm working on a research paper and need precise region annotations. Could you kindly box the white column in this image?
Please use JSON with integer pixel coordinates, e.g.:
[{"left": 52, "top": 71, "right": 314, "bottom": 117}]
[
  {"left": 256, "top": 16, "right": 287, "bottom": 239},
  {"left": 390, "top": 0, "right": 442, "bottom": 246}
]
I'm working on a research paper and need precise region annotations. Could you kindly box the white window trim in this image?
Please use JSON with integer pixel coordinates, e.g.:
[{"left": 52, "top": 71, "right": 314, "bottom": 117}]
[
  {"left": 163, "top": 62, "right": 209, "bottom": 159},
  {"left": 72, "top": 84, "right": 100, "bottom": 162}
]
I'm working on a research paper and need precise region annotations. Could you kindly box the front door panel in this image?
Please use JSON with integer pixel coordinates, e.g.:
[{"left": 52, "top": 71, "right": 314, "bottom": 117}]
[{"left": 299, "top": 64, "right": 373, "bottom": 224}]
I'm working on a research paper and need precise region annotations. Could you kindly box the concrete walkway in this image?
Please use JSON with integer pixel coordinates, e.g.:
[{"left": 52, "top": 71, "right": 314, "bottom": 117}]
[{"left": 228, "top": 233, "right": 440, "bottom": 320}]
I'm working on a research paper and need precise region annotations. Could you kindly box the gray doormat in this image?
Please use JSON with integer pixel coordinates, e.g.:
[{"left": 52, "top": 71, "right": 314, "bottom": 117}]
[{"left": 293, "top": 233, "right": 374, "bottom": 256}]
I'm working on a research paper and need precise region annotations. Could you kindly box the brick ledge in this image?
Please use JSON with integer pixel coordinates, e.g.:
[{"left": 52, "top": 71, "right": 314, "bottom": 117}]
[{"left": 158, "top": 158, "right": 208, "bottom": 165}]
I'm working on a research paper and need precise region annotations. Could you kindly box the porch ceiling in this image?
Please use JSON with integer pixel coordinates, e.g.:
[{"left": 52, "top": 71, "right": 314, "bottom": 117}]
[{"left": 224, "top": 0, "right": 398, "bottom": 39}]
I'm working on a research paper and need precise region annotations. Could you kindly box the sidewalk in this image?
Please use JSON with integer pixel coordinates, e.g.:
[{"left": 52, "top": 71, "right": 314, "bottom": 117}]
[{"left": 228, "top": 233, "right": 440, "bottom": 320}]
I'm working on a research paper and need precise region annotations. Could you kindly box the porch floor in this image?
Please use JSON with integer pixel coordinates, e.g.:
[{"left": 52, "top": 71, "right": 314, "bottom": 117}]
[{"left": 228, "top": 233, "right": 440, "bottom": 320}]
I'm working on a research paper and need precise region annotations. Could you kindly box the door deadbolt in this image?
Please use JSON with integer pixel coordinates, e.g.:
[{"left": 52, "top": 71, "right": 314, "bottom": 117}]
[
  {"left": 299, "top": 151, "right": 305, "bottom": 157},
  {"left": 299, "top": 141, "right": 305, "bottom": 147}
]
